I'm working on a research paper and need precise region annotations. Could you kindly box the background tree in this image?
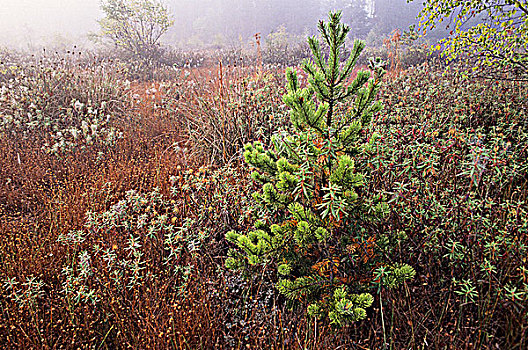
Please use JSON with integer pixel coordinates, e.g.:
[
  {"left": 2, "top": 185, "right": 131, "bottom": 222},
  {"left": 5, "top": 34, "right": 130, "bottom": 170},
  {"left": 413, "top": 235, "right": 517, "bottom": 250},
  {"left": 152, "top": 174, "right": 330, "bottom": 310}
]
[
  {"left": 346, "top": 0, "right": 374, "bottom": 39},
  {"left": 98, "top": 0, "right": 173, "bottom": 60},
  {"left": 162, "top": 0, "right": 426, "bottom": 48},
  {"left": 321, "top": 0, "right": 374, "bottom": 39},
  {"left": 413, "top": 0, "right": 528, "bottom": 80},
  {"left": 372, "top": 0, "right": 422, "bottom": 34}
]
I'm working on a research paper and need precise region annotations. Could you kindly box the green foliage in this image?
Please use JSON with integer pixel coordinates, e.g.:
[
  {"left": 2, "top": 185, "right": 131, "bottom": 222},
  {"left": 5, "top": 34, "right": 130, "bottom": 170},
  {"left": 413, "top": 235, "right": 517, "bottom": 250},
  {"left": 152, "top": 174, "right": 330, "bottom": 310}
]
[
  {"left": 307, "top": 286, "right": 374, "bottom": 327},
  {"left": 373, "top": 264, "right": 417, "bottom": 291},
  {"left": 58, "top": 188, "right": 197, "bottom": 303},
  {"left": 370, "top": 62, "right": 528, "bottom": 345},
  {"left": 98, "top": 0, "right": 173, "bottom": 60},
  {"left": 226, "top": 12, "right": 414, "bottom": 326},
  {"left": 413, "top": 0, "right": 528, "bottom": 79}
]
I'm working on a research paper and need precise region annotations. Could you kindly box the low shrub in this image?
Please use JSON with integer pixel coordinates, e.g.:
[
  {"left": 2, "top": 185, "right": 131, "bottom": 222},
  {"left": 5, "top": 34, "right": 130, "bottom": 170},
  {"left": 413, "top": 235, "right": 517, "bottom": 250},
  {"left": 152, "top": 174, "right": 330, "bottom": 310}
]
[
  {"left": 364, "top": 62, "right": 528, "bottom": 348},
  {"left": 0, "top": 54, "right": 130, "bottom": 155}
]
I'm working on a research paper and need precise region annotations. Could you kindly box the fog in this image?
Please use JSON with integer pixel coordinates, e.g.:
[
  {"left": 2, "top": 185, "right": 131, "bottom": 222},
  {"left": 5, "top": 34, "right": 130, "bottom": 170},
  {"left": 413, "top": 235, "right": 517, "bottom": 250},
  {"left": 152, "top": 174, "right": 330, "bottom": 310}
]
[
  {"left": 0, "top": 0, "right": 101, "bottom": 50},
  {"left": 0, "top": 0, "right": 424, "bottom": 51}
]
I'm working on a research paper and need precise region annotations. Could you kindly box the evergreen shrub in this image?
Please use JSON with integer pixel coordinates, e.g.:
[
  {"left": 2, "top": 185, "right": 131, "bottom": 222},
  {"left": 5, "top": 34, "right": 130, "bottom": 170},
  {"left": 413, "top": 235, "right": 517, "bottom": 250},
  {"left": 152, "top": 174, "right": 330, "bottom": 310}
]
[{"left": 225, "top": 12, "right": 415, "bottom": 327}]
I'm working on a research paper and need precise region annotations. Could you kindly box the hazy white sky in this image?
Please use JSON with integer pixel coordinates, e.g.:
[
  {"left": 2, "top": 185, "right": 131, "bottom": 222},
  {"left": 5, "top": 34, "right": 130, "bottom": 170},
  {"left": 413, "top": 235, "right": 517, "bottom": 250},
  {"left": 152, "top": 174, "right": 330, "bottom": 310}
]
[{"left": 0, "top": 0, "right": 102, "bottom": 48}]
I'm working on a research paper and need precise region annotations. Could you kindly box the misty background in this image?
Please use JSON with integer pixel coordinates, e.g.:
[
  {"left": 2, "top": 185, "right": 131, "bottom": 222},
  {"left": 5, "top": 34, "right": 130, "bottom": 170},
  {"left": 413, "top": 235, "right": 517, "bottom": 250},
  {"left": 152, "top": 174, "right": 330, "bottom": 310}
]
[{"left": 0, "top": 0, "right": 426, "bottom": 52}]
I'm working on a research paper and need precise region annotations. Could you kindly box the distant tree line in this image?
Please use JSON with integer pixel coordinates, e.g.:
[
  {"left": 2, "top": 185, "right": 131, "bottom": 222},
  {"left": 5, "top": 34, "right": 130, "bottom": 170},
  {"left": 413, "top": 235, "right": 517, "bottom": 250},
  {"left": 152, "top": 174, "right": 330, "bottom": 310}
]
[
  {"left": 97, "top": 0, "right": 526, "bottom": 81},
  {"left": 164, "top": 0, "right": 424, "bottom": 47}
]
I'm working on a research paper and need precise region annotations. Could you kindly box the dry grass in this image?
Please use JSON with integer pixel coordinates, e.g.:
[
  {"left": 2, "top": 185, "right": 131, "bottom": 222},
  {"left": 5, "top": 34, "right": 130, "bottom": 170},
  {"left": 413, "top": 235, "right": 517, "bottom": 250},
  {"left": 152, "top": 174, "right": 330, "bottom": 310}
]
[{"left": 1, "top": 52, "right": 527, "bottom": 349}]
